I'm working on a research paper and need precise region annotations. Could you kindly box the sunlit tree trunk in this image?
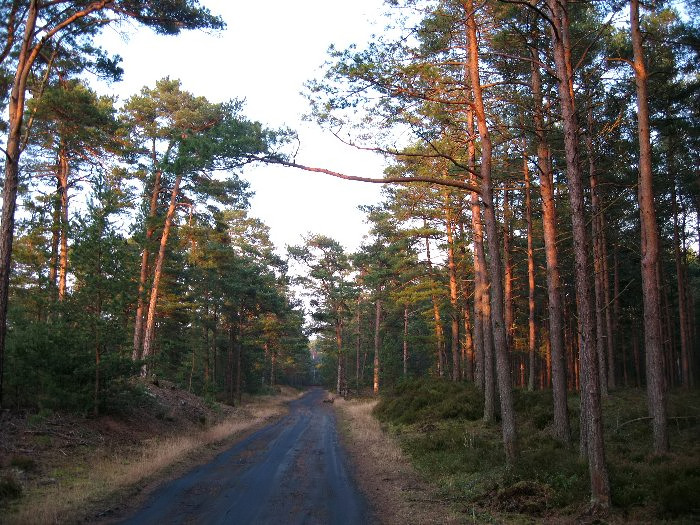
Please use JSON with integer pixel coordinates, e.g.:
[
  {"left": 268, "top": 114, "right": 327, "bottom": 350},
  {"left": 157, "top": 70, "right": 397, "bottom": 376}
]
[
  {"left": 524, "top": 146, "right": 536, "bottom": 392},
  {"left": 141, "top": 173, "right": 183, "bottom": 372},
  {"left": 466, "top": 0, "right": 516, "bottom": 460},
  {"left": 57, "top": 146, "right": 69, "bottom": 301},
  {"left": 503, "top": 190, "right": 514, "bottom": 354},
  {"left": 425, "top": 233, "right": 446, "bottom": 377},
  {"left": 547, "top": 0, "right": 609, "bottom": 504},
  {"left": 133, "top": 143, "right": 162, "bottom": 361},
  {"left": 403, "top": 305, "right": 409, "bottom": 377},
  {"left": 630, "top": 0, "right": 669, "bottom": 454},
  {"left": 336, "top": 318, "right": 343, "bottom": 395},
  {"left": 672, "top": 177, "right": 690, "bottom": 388},
  {"left": 445, "top": 193, "right": 461, "bottom": 381}
]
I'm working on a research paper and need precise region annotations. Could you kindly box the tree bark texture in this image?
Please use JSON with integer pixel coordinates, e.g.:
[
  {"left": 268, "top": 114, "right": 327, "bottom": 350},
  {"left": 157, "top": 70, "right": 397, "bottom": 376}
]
[
  {"left": 630, "top": 0, "right": 669, "bottom": 454},
  {"left": 547, "top": 0, "right": 610, "bottom": 505},
  {"left": 373, "top": 299, "right": 381, "bottom": 394},
  {"left": 466, "top": 0, "right": 516, "bottom": 460}
]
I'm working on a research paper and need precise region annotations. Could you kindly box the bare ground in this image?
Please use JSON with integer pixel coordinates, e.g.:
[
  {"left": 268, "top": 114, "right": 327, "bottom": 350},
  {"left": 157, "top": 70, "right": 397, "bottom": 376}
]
[
  {"left": 334, "top": 396, "right": 464, "bottom": 525},
  {"left": 0, "top": 381, "right": 301, "bottom": 524}
]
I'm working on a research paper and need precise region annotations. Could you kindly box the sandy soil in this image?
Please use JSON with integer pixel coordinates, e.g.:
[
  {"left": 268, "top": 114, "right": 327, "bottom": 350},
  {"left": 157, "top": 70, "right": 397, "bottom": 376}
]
[{"left": 334, "top": 396, "right": 464, "bottom": 525}]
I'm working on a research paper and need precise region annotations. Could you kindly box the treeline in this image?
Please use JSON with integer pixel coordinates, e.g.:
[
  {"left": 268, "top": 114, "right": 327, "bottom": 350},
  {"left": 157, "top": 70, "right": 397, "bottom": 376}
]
[
  {"left": 0, "top": 2, "right": 310, "bottom": 414},
  {"left": 301, "top": 0, "right": 699, "bottom": 509}
]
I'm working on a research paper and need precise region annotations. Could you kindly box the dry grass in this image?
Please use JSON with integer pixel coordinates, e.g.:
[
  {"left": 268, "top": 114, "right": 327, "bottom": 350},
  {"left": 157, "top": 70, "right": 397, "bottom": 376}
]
[
  {"left": 6, "top": 389, "right": 299, "bottom": 525},
  {"left": 335, "top": 397, "right": 462, "bottom": 525}
]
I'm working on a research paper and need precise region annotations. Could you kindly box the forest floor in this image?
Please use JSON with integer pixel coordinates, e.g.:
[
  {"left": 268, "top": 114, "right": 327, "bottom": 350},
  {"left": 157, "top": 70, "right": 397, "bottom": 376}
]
[
  {"left": 348, "top": 379, "right": 700, "bottom": 524},
  {"left": 0, "top": 381, "right": 302, "bottom": 524}
]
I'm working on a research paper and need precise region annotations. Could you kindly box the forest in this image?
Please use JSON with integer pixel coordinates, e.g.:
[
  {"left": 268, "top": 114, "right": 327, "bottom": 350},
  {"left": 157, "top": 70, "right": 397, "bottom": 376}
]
[{"left": 0, "top": 0, "right": 698, "bottom": 522}]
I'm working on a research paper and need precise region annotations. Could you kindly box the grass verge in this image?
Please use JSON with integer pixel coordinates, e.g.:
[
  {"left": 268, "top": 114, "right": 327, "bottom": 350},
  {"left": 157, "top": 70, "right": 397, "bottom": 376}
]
[
  {"left": 373, "top": 378, "right": 700, "bottom": 523},
  {"left": 2, "top": 387, "right": 301, "bottom": 524}
]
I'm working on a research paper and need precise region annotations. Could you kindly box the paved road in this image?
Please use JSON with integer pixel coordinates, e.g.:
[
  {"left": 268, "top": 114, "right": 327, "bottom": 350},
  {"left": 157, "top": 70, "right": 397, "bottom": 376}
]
[{"left": 118, "top": 388, "right": 370, "bottom": 525}]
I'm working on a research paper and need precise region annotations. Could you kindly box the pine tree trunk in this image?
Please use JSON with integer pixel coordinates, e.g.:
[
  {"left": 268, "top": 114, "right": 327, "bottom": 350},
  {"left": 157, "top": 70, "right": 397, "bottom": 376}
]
[
  {"left": 503, "top": 190, "right": 514, "bottom": 352},
  {"left": 466, "top": 0, "right": 516, "bottom": 460},
  {"left": 357, "top": 298, "right": 362, "bottom": 391},
  {"left": 445, "top": 195, "right": 461, "bottom": 381},
  {"left": 0, "top": 1, "right": 38, "bottom": 406},
  {"left": 141, "top": 173, "right": 182, "bottom": 372},
  {"left": 133, "top": 156, "right": 162, "bottom": 361},
  {"left": 49, "top": 184, "right": 61, "bottom": 297},
  {"left": 530, "top": 46, "right": 571, "bottom": 444},
  {"left": 630, "top": 0, "right": 669, "bottom": 454},
  {"left": 672, "top": 182, "right": 691, "bottom": 388},
  {"left": 373, "top": 298, "right": 381, "bottom": 394},
  {"left": 425, "top": 233, "right": 446, "bottom": 377},
  {"left": 547, "top": 0, "right": 610, "bottom": 505},
  {"left": 586, "top": 112, "right": 609, "bottom": 397},
  {"left": 236, "top": 320, "right": 242, "bottom": 405},
  {"left": 56, "top": 147, "right": 70, "bottom": 301},
  {"left": 525, "top": 148, "right": 536, "bottom": 392}
]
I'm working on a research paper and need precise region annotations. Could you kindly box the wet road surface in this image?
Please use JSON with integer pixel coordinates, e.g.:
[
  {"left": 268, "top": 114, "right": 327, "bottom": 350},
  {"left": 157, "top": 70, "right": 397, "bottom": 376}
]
[{"left": 118, "top": 388, "right": 369, "bottom": 525}]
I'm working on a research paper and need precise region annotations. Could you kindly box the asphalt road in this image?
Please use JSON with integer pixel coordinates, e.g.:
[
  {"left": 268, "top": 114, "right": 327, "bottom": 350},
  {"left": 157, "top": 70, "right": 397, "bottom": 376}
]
[{"left": 118, "top": 387, "right": 370, "bottom": 525}]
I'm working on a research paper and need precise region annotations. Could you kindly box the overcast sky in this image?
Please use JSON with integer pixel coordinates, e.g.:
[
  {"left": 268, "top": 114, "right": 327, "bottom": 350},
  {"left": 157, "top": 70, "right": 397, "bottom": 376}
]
[{"left": 93, "top": 0, "right": 390, "bottom": 254}]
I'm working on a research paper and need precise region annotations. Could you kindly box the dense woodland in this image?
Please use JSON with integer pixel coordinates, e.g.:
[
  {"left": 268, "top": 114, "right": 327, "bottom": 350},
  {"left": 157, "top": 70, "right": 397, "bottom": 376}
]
[{"left": 0, "top": 0, "right": 698, "bottom": 517}]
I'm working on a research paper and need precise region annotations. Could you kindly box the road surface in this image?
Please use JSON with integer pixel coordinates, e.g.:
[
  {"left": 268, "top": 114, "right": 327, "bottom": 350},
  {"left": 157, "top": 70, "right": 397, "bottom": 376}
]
[{"left": 118, "top": 387, "right": 370, "bottom": 525}]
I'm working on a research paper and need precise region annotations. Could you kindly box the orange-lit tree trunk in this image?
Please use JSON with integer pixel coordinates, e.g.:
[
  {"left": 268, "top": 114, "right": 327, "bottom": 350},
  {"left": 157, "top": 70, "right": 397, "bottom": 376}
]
[
  {"left": 466, "top": 0, "right": 516, "bottom": 460},
  {"left": 133, "top": 142, "right": 162, "bottom": 361},
  {"left": 403, "top": 304, "right": 409, "bottom": 377},
  {"left": 56, "top": 146, "right": 69, "bottom": 301},
  {"left": 547, "top": 0, "right": 610, "bottom": 505},
  {"left": 503, "top": 190, "right": 514, "bottom": 352},
  {"left": 335, "top": 318, "right": 344, "bottom": 395},
  {"left": 530, "top": 46, "right": 570, "bottom": 443},
  {"left": 445, "top": 192, "right": 461, "bottom": 381},
  {"left": 425, "top": 233, "right": 446, "bottom": 377},
  {"left": 630, "top": 0, "right": 669, "bottom": 454},
  {"left": 524, "top": 147, "right": 536, "bottom": 392},
  {"left": 141, "top": 173, "right": 182, "bottom": 372}
]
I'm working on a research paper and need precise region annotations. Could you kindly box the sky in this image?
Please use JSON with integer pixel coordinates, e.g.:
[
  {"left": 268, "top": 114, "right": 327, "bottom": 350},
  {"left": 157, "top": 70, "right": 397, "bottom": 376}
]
[{"left": 93, "top": 0, "right": 391, "bottom": 254}]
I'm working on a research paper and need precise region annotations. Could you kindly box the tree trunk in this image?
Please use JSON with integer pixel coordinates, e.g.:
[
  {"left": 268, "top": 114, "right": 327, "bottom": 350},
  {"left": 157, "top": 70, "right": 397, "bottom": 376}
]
[
  {"left": 49, "top": 183, "right": 61, "bottom": 297},
  {"left": 356, "top": 297, "right": 362, "bottom": 391},
  {"left": 133, "top": 152, "right": 162, "bottom": 361},
  {"left": 425, "top": 232, "right": 446, "bottom": 377},
  {"left": 503, "top": 190, "right": 514, "bottom": 353},
  {"left": 547, "top": 0, "right": 610, "bottom": 505},
  {"left": 630, "top": 0, "right": 669, "bottom": 454},
  {"left": 466, "top": 0, "right": 516, "bottom": 460},
  {"left": 445, "top": 193, "right": 461, "bottom": 381},
  {"left": 373, "top": 298, "right": 381, "bottom": 394},
  {"left": 524, "top": 147, "right": 536, "bottom": 392},
  {"left": 672, "top": 181, "right": 690, "bottom": 388},
  {"left": 0, "top": 0, "right": 38, "bottom": 406},
  {"left": 236, "top": 319, "right": 242, "bottom": 405},
  {"left": 586, "top": 109, "right": 609, "bottom": 397},
  {"left": 141, "top": 173, "right": 183, "bottom": 372}
]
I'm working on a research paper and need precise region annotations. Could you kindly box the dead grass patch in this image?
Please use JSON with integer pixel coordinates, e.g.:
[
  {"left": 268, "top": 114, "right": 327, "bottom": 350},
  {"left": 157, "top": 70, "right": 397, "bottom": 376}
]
[
  {"left": 335, "top": 397, "right": 462, "bottom": 525},
  {"left": 3, "top": 388, "right": 300, "bottom": 525}
]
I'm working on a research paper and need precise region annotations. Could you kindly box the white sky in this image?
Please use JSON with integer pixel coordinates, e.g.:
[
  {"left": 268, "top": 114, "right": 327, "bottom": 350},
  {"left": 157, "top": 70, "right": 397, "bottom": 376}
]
[{"left": 93, "top": 0, "right": 390, "bottom": 254}]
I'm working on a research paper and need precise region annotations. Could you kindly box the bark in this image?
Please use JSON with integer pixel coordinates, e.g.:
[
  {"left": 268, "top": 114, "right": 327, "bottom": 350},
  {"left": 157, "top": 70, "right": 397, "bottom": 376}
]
[
  {"left": 57, "top": 149, "right": 69, "bottom": 301},
  {"left": 236, "top": 320, "right": 242, "bottom": 405},
  {"left": 0, "top": 1, "right": 39, "bottom": 406},
  {"left": 133, "top": 147, "right": 162, "bottom": 360},
  {"left": 141, "top": 174, "right": 183, "bottom": 372},
  {"left": 357, "top": 298, "right": 362, "bottom": 391},
  {"left": 547, "top": 0, "right": 610, "bottom": 505},
  {"left": 466, "top": 0, "right": 516, "bottom": 460},
  {"left": 373, "top": 298, "right": 381, "bottom": 394},
  {"left": 524, "top": 148, "right": 536, "bottom": 392},
  {"left": 49, "top": 183, "right": 61, "bottom": 296},
  {"left": 445, "top": 193, "right": 461, "bottom": 381},
  {"left": 227, "top": 323, "right": 235, "bottom": 403},
  {"left": 586, "top": 110, "right": 609, "bottom": 396},
  {"left": 631, "top": 0, "right": 669, "bottom": 454},
  {"left": 503, "top": 190, "right": 514, "bottom": 352},
  {"left": 530, "top": 45, "right": 570, "bottom": 443},
  {"left": 601, "top": 224, "right": 615, "bottom": 389},
  {"left": 467, "top": 108, "right": 486, "bottom": 393},
  {"left": 425, "top": 233, "right": 446, "bottom": 377},
  {"left": 672, "top": 181, "right": 690, "bottom": 388}
]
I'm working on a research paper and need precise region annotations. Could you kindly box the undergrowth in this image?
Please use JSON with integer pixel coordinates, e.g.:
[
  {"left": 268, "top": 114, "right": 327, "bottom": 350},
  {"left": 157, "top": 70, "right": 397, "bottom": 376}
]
[{"left": 374, "top": 378, "right": 700, "bottom": 522}]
